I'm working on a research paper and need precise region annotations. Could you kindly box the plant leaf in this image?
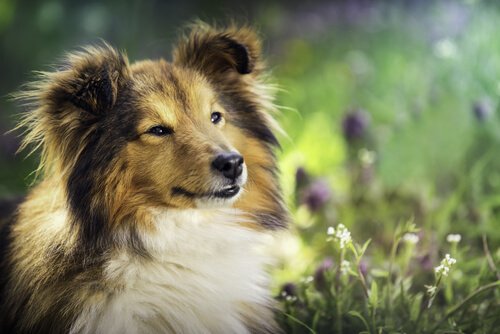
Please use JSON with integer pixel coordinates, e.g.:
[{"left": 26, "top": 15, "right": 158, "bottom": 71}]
[
  {"left": 348, "top": 311, "right": 370, "bottom": 332},
  {"left": 369, "top": 280, "right": 379, "bottom": 309}
]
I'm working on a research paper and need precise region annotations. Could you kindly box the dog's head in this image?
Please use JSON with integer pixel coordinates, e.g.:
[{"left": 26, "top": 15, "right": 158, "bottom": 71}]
[{"left": 19, "top": 24, "right": 287, "bottom": 245}]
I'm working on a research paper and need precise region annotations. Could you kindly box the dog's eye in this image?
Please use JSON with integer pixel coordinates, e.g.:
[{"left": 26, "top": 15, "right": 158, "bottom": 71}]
[
  {"left": 146, "top": 126, "right": 173, "bottom": 136},
  {"left": 211, "top": 112, "right": 223, "bottom": 124}
]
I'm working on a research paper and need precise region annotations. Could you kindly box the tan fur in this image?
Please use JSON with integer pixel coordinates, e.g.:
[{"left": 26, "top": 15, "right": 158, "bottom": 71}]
[{"left": 1, "top": 23, "right": 287, "bottom": 334}]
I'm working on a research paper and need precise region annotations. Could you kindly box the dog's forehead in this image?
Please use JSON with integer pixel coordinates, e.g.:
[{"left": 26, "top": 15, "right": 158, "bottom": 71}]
[{"left": 129, "top": 60, "right": 215, "bottom": 119}]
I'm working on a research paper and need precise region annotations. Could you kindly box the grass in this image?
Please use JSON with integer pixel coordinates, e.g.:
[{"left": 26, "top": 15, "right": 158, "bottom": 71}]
[{"left": 270, "top": 2, "right": 500, "bottom": 333}]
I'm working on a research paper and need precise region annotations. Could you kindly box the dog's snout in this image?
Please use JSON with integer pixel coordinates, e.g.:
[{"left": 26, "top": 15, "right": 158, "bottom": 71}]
[{"left": 212, "top": 152, "right": 244, "bottom": 180}]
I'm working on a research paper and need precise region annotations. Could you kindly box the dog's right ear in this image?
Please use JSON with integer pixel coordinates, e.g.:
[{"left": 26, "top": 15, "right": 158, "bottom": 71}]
[{"left": 40, "top": 45, "right": 130, "bottom": 117}]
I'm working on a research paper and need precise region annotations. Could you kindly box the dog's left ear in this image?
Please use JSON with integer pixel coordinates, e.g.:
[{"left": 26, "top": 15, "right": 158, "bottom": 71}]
[{"left": 172, "top": 24, "right": 262, "bottom": 78}]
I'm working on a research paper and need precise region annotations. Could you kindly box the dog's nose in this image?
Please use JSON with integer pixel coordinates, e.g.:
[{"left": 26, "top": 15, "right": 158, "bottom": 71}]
[{"left": 212, "top": 152, "right": 244, "bottom": 180}]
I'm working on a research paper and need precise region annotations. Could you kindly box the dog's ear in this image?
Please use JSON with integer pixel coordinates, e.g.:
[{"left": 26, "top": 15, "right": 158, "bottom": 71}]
[
  {"left": 44, "top": 45, "right": 130, "bottom": 116},
  {"left": 15, "top": 44, "right": 131, "bottom": 172},
  {"left": 172, "top": 24, "right": 262, "bottom": 78}
]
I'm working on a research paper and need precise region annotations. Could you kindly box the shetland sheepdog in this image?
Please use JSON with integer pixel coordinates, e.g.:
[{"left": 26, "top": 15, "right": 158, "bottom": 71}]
[{"left": 0, "top": 23, "right": 287, "bottom": 334}]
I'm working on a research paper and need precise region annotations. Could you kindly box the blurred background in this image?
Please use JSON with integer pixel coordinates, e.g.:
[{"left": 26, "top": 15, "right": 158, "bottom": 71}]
[{"left": 1, "top": 0, "right": 499, "bottom": 332}]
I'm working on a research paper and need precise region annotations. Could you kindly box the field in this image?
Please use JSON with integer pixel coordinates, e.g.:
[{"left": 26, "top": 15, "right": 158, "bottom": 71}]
[
  {"left": 270, "top": 2, "right": 500, "bottom": 333},
  {"left": 0, "top": 1, "right": 499, "bottom": 333}
]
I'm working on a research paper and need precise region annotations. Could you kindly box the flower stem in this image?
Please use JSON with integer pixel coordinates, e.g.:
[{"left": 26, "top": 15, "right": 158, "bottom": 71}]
[
  {"left": 282, "top": 311, "right": 317, "bottom": 334},
  {"left": 429, "top": 280, "right": 500, "bottom": 333},
  {"left": 351, "top": 243, "right": 370, "bottom": 299},
  {"left": 358, "top": 263, "right": 370, "bottom": 299},
  {"left": 335, "top": 249, "right": 345, "bottom": 334},
  {"left": 427, "top": 275, "right": 442, "bottom": 308},
  {"left": 386, "top": 234, "right": 401, "bottom": 319},
  {"left": 482, "top": 235, "right": 500, "bottom": 280}
]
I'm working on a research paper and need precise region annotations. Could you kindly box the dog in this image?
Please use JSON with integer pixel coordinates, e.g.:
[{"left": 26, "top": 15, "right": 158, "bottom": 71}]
[{"left": 0, "top": 23, "right": 287, "bottom": 334}]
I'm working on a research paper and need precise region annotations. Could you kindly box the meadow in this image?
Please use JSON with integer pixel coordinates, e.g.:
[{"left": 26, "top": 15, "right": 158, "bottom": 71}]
[
  {"left": 270, "top": 2, "right": 500, "bottom": 333},
  {"left": 0, "top": 1, "right": 499, "bottom": 333}
]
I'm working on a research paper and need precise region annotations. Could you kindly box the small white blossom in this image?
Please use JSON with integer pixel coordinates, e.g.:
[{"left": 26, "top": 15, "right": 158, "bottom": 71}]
[
  {"left": 340, "top": 260, "right": 351, "bottom": 276},
  {"left": 435, "top": 254, "right": 457, "bottom": 277},
  {"left": 403, "top": 233, "right": 419, "bottom": 244},
  {"left": 358, "top": 148, "right": 376, "bottom": 166},
  {"left": 327, "top": 224, "right": 352, "bottom": 248},
  {"left": 443, "top": 254, "right": 457, "bottom": 266},
  {"left": 434, "top": 264, "right": 449, "bottom": 276},
  {"left": 301, "top": 276, "right": 314, "bottom": 284},
  {"left": 446, "top": 234, "right": 461, "bottom": 243},
  {"left": 335, "top": 224, "right": 352, "bottom": 249},
  {"left": 434, "top": 38, "right": 457, "bottom": 59}
]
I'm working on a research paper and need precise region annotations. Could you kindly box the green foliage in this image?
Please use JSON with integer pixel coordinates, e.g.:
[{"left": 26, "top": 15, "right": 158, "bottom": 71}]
[
  {"left": 273, "top": 2, "right": 500, "bottom": 333},
  {"left": 276, "top": 218, "right": 499, "bottom": 333}
]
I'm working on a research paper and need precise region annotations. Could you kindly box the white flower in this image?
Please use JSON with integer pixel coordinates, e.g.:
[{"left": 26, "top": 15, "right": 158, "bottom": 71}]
[
  {"left": 335, "top": 224, "right": 352, "bottom": 249},
  {"left": 446, "top": 234, "right": 461, "bottom": 243},
  {"left": 435, "top": 254, "right": 457, "bottom": 277},
  {"left": 403, "top": 233, "right": 419, "bottom": 244},
  {"left": 435, "top": 264, "right": 449, "bottom": 276},
  {"left": 301, "top": 276, "right": 314, "bottom": 284},
  {"left": 443, "top": 254, "right": 457, "bottom": 266},
  {"left": 434, "top": 38, "right": 457, "bottom": 59},
  {"left": 340, "top": 260, "right": 351, "bottom": 276},
  {"left": 358, "top": 148, "right": 376, "bottom": 166},
  {"left": 326, "top": 224, "right": 352, "bottom": 248}
]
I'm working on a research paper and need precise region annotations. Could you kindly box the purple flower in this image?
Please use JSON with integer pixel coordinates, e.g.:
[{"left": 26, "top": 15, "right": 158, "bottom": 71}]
[
  {"left": 314, "top": 258, "right": 333, "bottom": 291},
  {"left": 473, "top": 99, "right": 493, "bottom": 122},
  {"left": 342, "top": 109, "right": 370, "bottom": 143},
  {"left": 301, "top": 180, "right": 331, "bottom": 212},
  {"left": 280, "top": 282, "right": 297, "bottom": 297},
  {"left": 419, "top": 254, "right": 433, "bottom": 271},
  {"left": 295, "top": 167, "right": 309, "bottom": 189},
  {"left": 359, "top": 259, "right": 368, "bottom": 277}
]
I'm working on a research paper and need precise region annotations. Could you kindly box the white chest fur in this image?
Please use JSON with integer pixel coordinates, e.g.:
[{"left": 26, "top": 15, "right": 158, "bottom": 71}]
[{"left": 70, "top": 209, "right": 273, "bottom": 334}]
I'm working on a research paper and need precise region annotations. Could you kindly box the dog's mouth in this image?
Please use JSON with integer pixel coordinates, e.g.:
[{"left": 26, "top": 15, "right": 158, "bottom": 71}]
[
  {"left": 211, "top": 185, "right": 240, "bottom": 198},
  {"left": 172, "top": 184, "right": 241, "bottom": 199}
]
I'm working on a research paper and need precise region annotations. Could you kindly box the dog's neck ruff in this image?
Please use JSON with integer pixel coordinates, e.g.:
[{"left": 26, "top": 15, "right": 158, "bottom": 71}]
[{"left": 70, "top": 208, "right": 273, "bottom": 334}]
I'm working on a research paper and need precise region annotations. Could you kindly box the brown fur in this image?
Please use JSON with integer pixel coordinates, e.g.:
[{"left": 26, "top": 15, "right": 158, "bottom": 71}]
[{"left": 0, "top": 23, "right": 287, "bottom": 333}]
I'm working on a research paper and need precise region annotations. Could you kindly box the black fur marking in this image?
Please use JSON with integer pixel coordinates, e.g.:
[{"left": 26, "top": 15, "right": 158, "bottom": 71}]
[
  {"left": 220, "top": 92, "right": 279, "bottom": 148},
  {"left": 219, "top": 36, "right": 251, "bottom": 75},
  {"left": 67, "top": 129, "right": 113, "bottom": 249},
  {"left": 66, "top": 84, "right": 141, "bottom": 252},
  {"left": 172, "top": 187, "right": 197, "bottom": 198},
  {"left": 0, "top": 210, "right": 16, "bottom": 332},
  {"left": 179, "top": 34, "right": 252, "bottom": 76},
  {"left": 255, "top": 211, "right": 287, "bottom": 230},
  {"left": 65, "top": 51, "right": 128, "bottom": 116},
  {"left": 1, "top": 218, "right": 24, "bottom": 334},
  {"left": 171, "top": 186, "right": 241, "bottom": 199}
]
